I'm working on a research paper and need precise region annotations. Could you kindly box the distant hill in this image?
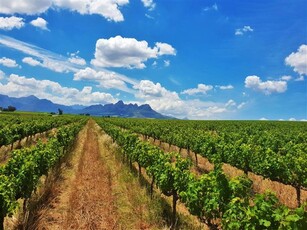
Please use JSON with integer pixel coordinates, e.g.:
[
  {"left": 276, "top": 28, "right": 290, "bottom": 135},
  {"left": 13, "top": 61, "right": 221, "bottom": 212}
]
[
  {"left": 80, "top": 100, "right": 172, "bottom": 119},
  {"left": 0, "top": 94, "right": 78, "bottom": 113},
  {"left": 0, "top": 94, "right": 173, "bottom": 119}
]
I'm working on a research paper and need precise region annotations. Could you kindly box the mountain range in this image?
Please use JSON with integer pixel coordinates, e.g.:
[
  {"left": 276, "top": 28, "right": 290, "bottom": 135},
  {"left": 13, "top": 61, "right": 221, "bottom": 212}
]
[{"left": 0, "top": 94, "right": 173, "bottom": 119}]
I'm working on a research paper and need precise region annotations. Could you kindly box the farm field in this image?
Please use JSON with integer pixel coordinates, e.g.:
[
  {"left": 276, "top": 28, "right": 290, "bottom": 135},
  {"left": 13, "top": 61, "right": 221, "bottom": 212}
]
[
  {"left": 0, "top": 113, "right": 306, "bottom": 229},
  {"left": 1, "top": 1, "right": 306, "bottom": 229}
]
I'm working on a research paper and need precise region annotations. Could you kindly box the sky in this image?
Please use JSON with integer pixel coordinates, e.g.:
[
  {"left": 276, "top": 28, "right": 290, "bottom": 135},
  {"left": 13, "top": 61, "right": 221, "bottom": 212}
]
[{"left": 0, "top": 0, "right": 306, "bottom": 120}]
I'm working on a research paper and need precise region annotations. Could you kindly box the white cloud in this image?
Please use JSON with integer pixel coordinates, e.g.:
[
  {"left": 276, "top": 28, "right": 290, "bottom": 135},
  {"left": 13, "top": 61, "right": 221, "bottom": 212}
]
[
  {"left": 225, "top": 99, "right": 236, "bottom": 107},
  {"left": 217, "top": 84, "right": 234, "bottom": 90},
  {"left": 0, "top": 70, "right": 5, "bottom": 80},
  {"left": 280, "top": 75, "right": 292, "bottom": 81},
  {"left": 203, "top": 3, "right": 218, "bottom": 12},
  {"left": 74, "top": 67, "right": 136, "bottom": 93},
  {"left": 145, "top": 14, "right": 154, "bottom": 19},
  {"left": 152, "top": 61, "right": 157, "bottom": 67},
  {"left": 155, "top": 42, "right": 176, "bottom": 56},
  {"left": 0, "top": 0, "right": 52, "bottom": 15},
  {"left": 30, "top": 17, "right": 49, "bottom": 30},
  {"left": 133, "top": 80, "right": 237, "bottom": 119},
  {"left": 260, "top": 117, "right": 268, "bottom": 121},
  {"left": 289, "top": 118, "right": 296, "bottom": 121},
  {"left": 164, "top": 60, "right": 170, "bottom": 67},
  {"left": 91, "top": 36, "right": 176, "bottom": 69},
  {"left": 0, "top": 0, "right": 129, "bottom": 22},
  {"left": 133, "top": 80, "right": 173, "bottom": 98},
  {"left": 244, "top": 75, "right": 287, "bottom": 95},
  {"left": 22, "top": 57, "right": 41, "bottom": 66},
  {"left": 0, "top": 16, "right": 24, "bottom": 30},
  {"left": 0, "top": 35, "right": 81, "bottom": 73},
  {"left": 53, "top": 0, "right": 129, "bottom": 22},
  {"left": 0, "top": 74, "right": 116, "bottom": 105},
  {"left": 285, "top": 44, "right": 307, "bottom": 76},
  {"left": 68, "top": 56, "right": 86, "bottom": 66},
  {"left": 295, "top": 76, "right": 305, "bottom": 81},
  {"left": 237, "top": 102, "right": 246, "bottom": 109},
  {"left": 0, "top": 57, "right": 19, "bottom": 68},
  {"left": 181, "top": 84, "right": 213, "bottom": 95},
  {"left": 91, "top": 36, "right": 157, "bottom": 69},
  {"left": 22, "top": 56, "right": 76, "bottom": 73},
  {"left": 235, "top": 25, "right": 254, "bottom": 36},
  {"left": 141, "top": 0, "right": 156, "bottom": 11}
]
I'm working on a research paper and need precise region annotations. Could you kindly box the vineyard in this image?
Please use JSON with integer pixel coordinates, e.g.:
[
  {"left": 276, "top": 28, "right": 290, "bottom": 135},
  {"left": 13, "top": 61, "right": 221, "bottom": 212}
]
[{"left": 0, "top": 113, "right": 306, "bottom": 229}]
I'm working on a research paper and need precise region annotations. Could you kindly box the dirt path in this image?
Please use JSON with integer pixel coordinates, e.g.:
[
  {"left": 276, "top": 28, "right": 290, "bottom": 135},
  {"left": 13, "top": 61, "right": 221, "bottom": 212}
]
[
  {"left": 31, "top": 120, "right": 117, "bottom": 229},
  {"left": 28, "top": 120, "right": 202, "bottom": 230},
  {"left": 64, "top": 119, "right": 117, "bottom": 229}
]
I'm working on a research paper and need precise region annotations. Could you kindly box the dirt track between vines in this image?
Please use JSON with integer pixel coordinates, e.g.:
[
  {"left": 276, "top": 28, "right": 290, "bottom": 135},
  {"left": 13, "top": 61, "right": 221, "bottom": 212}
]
[
  {"left": 65, "top": 120, "right": 117, "bottom": 229},
  {"left": 31, "top": 120, "right": 117, "bottom": 229}
]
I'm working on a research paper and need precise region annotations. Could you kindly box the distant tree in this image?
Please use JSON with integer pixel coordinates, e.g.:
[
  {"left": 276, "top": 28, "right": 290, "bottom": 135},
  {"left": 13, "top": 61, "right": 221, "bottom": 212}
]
[
  {"left": 58, "top": 108, "right": 63, "bottom": 115},
  {"left": 7, "top": 106, "right": 16, "bottom": 112},
  {"left": 0, "top": 107, "right": 2, "bottom": 111}
]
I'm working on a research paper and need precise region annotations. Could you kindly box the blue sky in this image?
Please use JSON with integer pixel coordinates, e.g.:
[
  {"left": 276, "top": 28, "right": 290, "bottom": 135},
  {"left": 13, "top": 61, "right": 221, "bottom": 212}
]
[{"left": 0, "top": 0, "right": 306, "bottom": 120}]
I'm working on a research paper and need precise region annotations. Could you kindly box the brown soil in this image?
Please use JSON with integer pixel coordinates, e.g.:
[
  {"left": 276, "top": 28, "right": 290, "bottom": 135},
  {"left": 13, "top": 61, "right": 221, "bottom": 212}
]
[
  {"left": 145, "top": 137, "right": 307, "bottom": 209},
  {"left": 64, "top": 119, "right": 117, "bottom": 229},
  {"left": 30, "top": 120, "right": 118, "bottom": 229},
  {"left": 30, "top": 120, "right": 181, "bottom": 230}
]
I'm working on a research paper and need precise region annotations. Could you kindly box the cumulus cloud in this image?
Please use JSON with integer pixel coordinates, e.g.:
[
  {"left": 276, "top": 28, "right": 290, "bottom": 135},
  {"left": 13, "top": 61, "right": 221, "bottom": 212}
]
[
  {"left": 280, "top": 75, "right": 292, "bottom": 81},
  {"left": 0, "top": 73, "right": 116, "bottom": 105},
  {"left": 133, "top": 80, "right": 237, "bottom": 119},
  {"left": 22, "top": 57, "right": 41, "bottom": 66},
  {"left": 245, "top": 75, "right": 287, "bottom": 95},
  {"left": 217, "top": 84, "right": 234, "bottom": 90},
  {"left": 0, "top": 0, "right": 129, "bottom": 22},
  {"left": 0, "top": 57, "right": 19, "bottom": 68},
  {"left": 235, "top": 25, "right": 254, "bottom": 36},
  {"left": 181, "top": 84, "right": 213, "bottom": 95},
  {"left": 155, "top": 42, "right": 176, "bottom": 56},
  {"left": 295, "top": 76, "right": 304, "bottom": 81},
  {"left": 68, "top": 52, "right": 86, "bottom": 66},
  {"left": 30, "top": 17, "right": 49, "bottom": 30},
  {"left": 133, "top": 80, "right": 174, "bottom": 98},
  {"left": 0, "top": 16, "right": 24, "bottom": 30},
  {"left": 68, "top": 57, "right": 86, "bottom": 66},
  {"left": 74, "top": 67, "right": 136, "bottom": 93},
  {"left": 53, "top": 0, "right": 129, "bottom": 22},
  {"left": 91, "top": 36, "right": 176, "bottom": 69},
  {"left": 141, "top": 0, "right": 156, "bottom": 11},
  {"left": 0, "top": 0, "right": 51, "bottom": 15},
  {"left": 285, "top": 44, "right": 307, "bottom": 76}
]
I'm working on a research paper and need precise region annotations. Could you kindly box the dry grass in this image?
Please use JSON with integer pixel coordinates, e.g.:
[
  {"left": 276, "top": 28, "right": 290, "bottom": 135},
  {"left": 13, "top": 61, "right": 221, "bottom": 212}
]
[
  {"left": 64, "top": 120, "right": 117, "bottom": 229},
  {"left": 26, "top": 124, "right": 88, "bottom": 230},
  {"left": 96, "top": 126, "right": 166, "bottom": 229},
  {"left": 30, "top": 119, "right": 204, "bottom": 230},
  {"left": 102, "top": 127, "right": 208, "bottom": 230}
]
